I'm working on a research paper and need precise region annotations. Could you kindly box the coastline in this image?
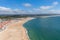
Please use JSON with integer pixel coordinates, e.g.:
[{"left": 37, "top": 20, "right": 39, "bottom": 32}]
[
  {"left": 0, "top": 17, "right": 34, "bottom": 40},
  {"left": 40, "top": 15, "right": 60, "bottom": 18}
]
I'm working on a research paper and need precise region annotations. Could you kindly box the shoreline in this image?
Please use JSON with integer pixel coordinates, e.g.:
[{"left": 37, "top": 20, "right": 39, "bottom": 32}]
[
  {"left": 0, "top": 17, "right": 34, "bottom": 40},
  {"left": 22, "top": 18, "right": 35, "bottom": 40},
  {"left": 40, "top": 15, "right": 60, "bottom": 18}
]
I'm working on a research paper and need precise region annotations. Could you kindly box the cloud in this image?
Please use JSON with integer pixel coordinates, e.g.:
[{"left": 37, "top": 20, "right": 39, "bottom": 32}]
[
  {"left": 0, "top": 2, "right": 59, "bottom": 15},
  {"left": 33, "top": 6, "right": 60, "bottom": 14},
  {"left": 0, "top": 6, "right": 28, "bottom": 14},
  {"left": 32, "top": 1, "right": 60, "bottom": 14},
  {"left": 23, "top": 3, "right": 32, "bottom": 7},
  {"left": 49, "top": 10, "right": 60, "bottom": 13},
  {"left": 14, "top": 9, "right": 28, "bottom": 14},
  {"left": 0, "top": 6, "right": 12, "bottom": 11},
  {"left": 40, "top": 6, "right": 52, "bottom": 10},
  {"left": 52, "top": 1, "right": 58, "bottom": 6},
  {"left": 33, "top": 8, "right": 60, "bottom": 14},
  {"left": 40, "top": 1, "right": 59, "bottom": 10},
  {"left": 0, "top": 6, "right": 34, "bottom": 14}
]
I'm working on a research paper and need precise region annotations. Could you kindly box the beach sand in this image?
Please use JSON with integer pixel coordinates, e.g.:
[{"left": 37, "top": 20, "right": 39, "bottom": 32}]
[{"left": 0, "top": 17, "right": 34, "bottom": 40}]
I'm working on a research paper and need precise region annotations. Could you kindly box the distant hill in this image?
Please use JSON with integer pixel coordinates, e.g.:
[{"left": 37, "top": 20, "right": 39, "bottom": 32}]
[{"left": 0, "top": 14, "right": 60, "bottom": 19}]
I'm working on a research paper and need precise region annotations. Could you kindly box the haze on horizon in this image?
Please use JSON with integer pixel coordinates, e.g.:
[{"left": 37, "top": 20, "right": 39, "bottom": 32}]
[{"left": 0, "top": 0, "right": 60, "bottom": 15}]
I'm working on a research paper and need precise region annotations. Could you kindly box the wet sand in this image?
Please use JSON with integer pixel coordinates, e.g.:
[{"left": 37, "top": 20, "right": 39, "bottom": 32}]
[{"left": 0, "top": 17, "right": 34, "bottom": 40}]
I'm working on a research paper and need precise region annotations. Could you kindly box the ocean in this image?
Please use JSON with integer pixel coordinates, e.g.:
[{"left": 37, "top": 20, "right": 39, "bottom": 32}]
[{"left": 23, "top": 16, "right": 60, "bottom": 40}]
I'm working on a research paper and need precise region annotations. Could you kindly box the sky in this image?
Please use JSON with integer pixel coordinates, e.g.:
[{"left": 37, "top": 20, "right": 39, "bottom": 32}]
[{"left": 0, "top": 0, "right": 60, "bottom": 14}]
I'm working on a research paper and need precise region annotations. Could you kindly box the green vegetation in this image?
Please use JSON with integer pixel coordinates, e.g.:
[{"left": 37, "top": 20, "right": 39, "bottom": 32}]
[{"left": 0, "top": 15, "right": 28, "bottom": 19}]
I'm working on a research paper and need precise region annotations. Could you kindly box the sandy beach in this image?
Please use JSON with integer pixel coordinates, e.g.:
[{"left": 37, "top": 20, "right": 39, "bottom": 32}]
[{"left": 0, "top": 17, "right": 34, "bottom": 40}]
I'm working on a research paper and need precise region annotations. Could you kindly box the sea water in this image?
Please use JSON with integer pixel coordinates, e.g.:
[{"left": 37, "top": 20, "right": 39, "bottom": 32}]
[{"left": 23, "top": 16, "right": 60, "bottom": 40}]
